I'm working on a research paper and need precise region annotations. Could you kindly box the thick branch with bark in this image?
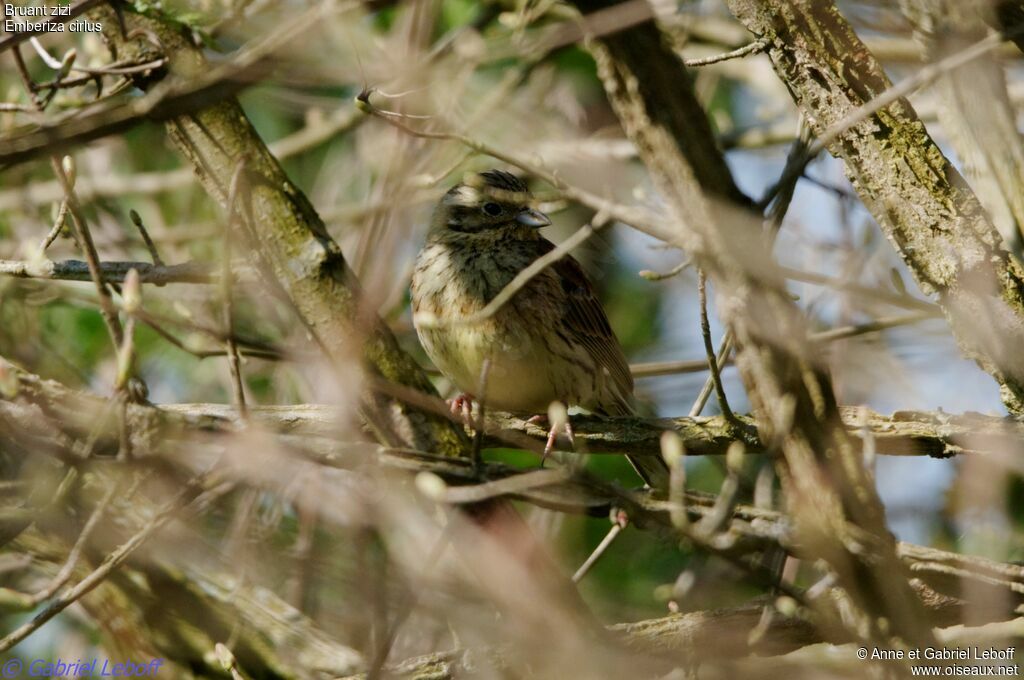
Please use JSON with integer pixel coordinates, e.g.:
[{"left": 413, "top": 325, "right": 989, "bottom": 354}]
[
  {"left": 93, "top": 5, "right": 468, "bottom": 457},
  {"left": 6, "top": 357, "right": 1024, "bottom": 595},
  {"left": 571, "top": 1, "right": 752, "bottom": 207},
  {"left": 901, "top": 0, "right": 1024, "bottom": 262},
  {"left": 724, "top": 0, "right": 1024, "bottom": 412},
  {"left": 342, "top": 597, "right": 1004, "bottom": 680},
  {"left": 572, "top": 0, "right": 933, "bottom": 646},
  {"left": 4, "top": 356, "right": 1018, "bottom": 468}
]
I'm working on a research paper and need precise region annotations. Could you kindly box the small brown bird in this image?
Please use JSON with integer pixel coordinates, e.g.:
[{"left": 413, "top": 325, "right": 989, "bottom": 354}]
[{"left": 411, "top": 170, "right": 667, "bottom": 489}]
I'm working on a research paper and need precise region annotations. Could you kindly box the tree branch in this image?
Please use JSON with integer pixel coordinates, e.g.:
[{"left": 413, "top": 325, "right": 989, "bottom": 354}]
[
  {"left": 95, "top": 4, "right": 469, "bottom": 458},
  {"left": 901, "top": 0, "right": 1024, "bottom": 263},
  {"left": 337, "top": 598, "right": 1015, "bottom": 679},
  {"left": 0, "top": 105, "right": 363, "bottom": 211},
  {"left": 4, "top": 357, "right": 1022, "bottom": 647},
  {"left": 724, "top": 0, "right": 1024, "bottom": 413},
  {"left": 0, "top": 258, "right": 213, "bottom": 284},
  {"left": 571, "top": 0, "right": 753, "bottom": 207},
  {"left": 575, "top": 0, "right": 935, "bottom": 646},
  {"left": 2, "top": 354, "right": 1017, "bottom": 473}
]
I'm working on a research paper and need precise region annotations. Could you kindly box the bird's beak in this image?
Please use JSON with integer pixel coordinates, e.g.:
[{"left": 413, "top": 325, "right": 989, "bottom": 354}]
[{"left": 516, "top": 207, "right": 552, "bottom": 228}]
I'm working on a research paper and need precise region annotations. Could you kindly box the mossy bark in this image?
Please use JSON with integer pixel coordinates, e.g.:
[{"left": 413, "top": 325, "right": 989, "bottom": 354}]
[
  {"left": 95, "top": 6, "right": 469, "bottom": 458},
  {"left": 726, "top": 0, "right": 1024, "bottom": 413},
  {"left": 900, "top": 0, "right": 1024, "bottom": 258}
]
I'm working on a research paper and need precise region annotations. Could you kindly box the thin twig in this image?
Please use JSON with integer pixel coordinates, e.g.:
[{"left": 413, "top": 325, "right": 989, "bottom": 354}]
[
  {"left": 0, "top": 102, "right": 40, "bottom": 112},
  {"left": 0, "top": 106, "right": 364, "bottom": 210},
  {"left": 662, "top": 434, "right": 688, "bottom": 530},
  {"left": 133, "top": 308, "right": 283, "bottom": 359},
  {"left": 138, "top": 315, "right": 284, "bottom": 362},
  {"left": 29, "top": 38, "right": 166, "bottom": 78},
  {"left": 115, "top": 316, "right": 137, "bottom": 453},
  {"left": 437, "top": 468, "right": 574, "bottom": 504},
  {"left": 472, "top": 358, "right": 491, "bottom": 468},
  {"left": 0, "top": 476, "right": 229, "bottom": 653},
  {"left": 638, "top": 259, "right": 689, "bottom": 281},
  {"left": 810, "top": 310, "right": 939, "bottom": 342},
  {"left": 358, "top": 92, "right": 670, "bottom": 240},
  {"left": 0, "top": 259, "right": 215, "bottom": 283},
  {"left": 688, "top": 331, "right": 734, "bottom": 418},
  {"left": 779, "top": 264, "right": 937, "bottom": 312},
  {"left": 3, "top": 481, "right": 120, "bottom": 609},
  {"left": 38, "top": 199, "right": 70, "bottom": 252},
  {"left": 683, "top": 38, "right": 769, "bottom": 67},
  {"left": 697, "top": 269, "right": 735, "bottom": 420},
  {"left": 414, "top": 222, "right": 602, "bottom": 328},
  {"left": 631, "top": 310, "right": 938, "bottom": 378},
  {"left": 630, "top": 357, "right": 728, "bottom": 378},
  {"left": 214, "top": 643, "right": 250, "bottom": 680},
  {"left": 286, "top": 498, "right": 318, "bottom": 611},
  {"left": 222, "top": 161, "right": 249, "bottom": 420},
  {"left": 694, "top": 444, "right": 744, "bottom": 537},
  {"left": 14, "top": 44, "right": 125, "bottom": 349},
  {"left": 128, "top": 210, "right": 165, "bottom": 267},
  {"left": 572, "top": 509, "right": 628, "bottom": 583}
]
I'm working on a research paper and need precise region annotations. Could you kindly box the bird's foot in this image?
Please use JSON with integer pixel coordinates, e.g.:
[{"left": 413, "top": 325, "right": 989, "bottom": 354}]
[
  {"left": 448, "top": 393, "right": 475, "bottom": 427},
  {"left": 527, "top": 414, "right": 576, "bottom": 465}
]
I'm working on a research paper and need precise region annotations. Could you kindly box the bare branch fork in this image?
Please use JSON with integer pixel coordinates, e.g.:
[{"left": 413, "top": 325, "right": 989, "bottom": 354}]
[{"left": 683, "top": 37, "right": 770, "bottom": 67}]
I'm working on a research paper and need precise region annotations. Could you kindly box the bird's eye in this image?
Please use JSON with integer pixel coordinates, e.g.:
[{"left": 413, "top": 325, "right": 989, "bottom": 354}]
[{"left": 482, "top": 202, "right": 503, "bottom": 216}]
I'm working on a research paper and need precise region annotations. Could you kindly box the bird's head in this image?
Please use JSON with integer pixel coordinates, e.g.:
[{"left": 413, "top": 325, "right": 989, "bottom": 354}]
[{"left": 432, "top": 169, "right": 551, "bottom": 235}]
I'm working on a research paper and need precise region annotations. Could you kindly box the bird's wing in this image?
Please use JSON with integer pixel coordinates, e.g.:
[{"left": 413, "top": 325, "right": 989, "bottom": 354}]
[
  {"left": 537, "top": 239, "right": 671, "bottom": 490},
  {"left": 536, "top": 239, "right": 634, "bottom": 412}
]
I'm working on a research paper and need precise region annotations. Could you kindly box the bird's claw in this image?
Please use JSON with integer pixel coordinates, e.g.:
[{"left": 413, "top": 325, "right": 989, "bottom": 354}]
[
  {"left": 448, "top": 393, "right": 475, "bottom": 427},
  {"left": 528, "top": 415, "right": 575, "bottom": 465}
]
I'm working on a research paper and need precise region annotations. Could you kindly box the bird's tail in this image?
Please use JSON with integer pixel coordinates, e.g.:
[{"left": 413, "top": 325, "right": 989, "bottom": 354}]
[{"left": 600, "top": 397, "right": 671, "bottom": 493}]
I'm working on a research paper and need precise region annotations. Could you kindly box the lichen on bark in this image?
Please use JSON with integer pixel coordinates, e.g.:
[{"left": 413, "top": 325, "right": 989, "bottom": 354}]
[
  {"left": 726, "top": 0, "right": 1024, "bottom": 413},
  {"left": 94, "top": 4, "right": 470, "bottom": 456}
]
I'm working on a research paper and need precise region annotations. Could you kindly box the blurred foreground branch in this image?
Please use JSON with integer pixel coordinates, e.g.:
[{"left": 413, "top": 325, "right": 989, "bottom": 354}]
[
  {"left": 0, "top": 105, "right": 363, "bottom": 211},
  {"left": 4, "top": 356, "right": 1023, "bottom": 673},
  {"left": 340, "top": 609, "right": 1019, "bottom": 680},
  {"left": 901, "top": 0, "right": 1024, "bottom": 262},
  {"left": 578, "top": 0, "right": 933, "bottom": 646},
  {"left": 9, "top": 498, "right": 366, "bottom": 676}
]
